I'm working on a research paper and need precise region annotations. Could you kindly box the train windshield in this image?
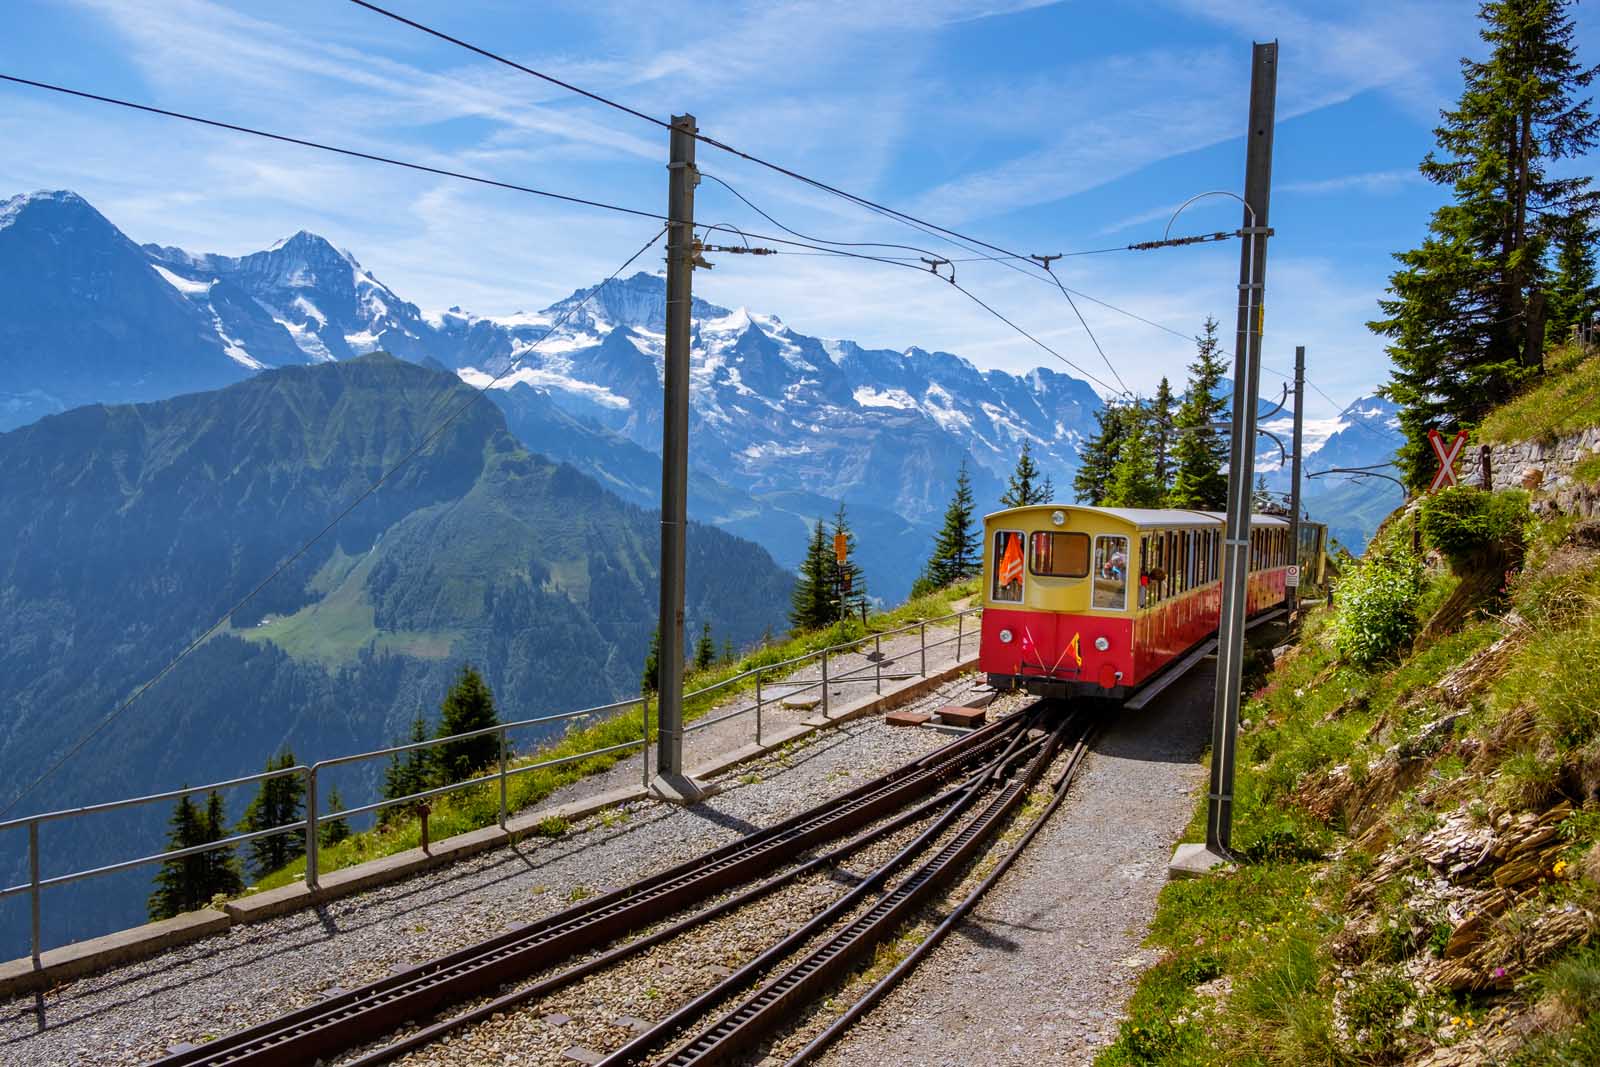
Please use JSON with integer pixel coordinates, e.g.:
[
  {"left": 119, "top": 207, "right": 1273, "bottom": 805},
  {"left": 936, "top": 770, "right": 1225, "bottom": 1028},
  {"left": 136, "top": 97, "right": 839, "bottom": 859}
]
[
  {"left": 992, "top": 531, "right": 1025, "bottom": 603},
  {"left": 1029, "top": 531, "right": 1090, "bottom": 578},
  {"left": 1093, "top": 535, "right": 1129, "bottom": 610}
]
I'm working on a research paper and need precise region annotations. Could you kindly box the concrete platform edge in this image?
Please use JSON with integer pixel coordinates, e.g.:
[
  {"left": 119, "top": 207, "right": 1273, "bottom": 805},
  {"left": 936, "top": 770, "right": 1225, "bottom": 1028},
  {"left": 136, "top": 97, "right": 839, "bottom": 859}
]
[{"left": 0, "top": 655, "right": 978, "bottom": 997}]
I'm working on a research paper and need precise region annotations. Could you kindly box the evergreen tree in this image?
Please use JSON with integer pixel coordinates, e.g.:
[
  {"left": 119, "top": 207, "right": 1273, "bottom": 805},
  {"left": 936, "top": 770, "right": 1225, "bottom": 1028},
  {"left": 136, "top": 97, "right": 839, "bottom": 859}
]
[
  {"left": 693, "top": 621, "right": 715, "bottom": 671},
  {"left": 434, "top": 665, "right": 501, "bottom": 784},
  {"left": 721, "top": 639, "right": 735, "bottom": 665},
  {"left": 1102, "top": 403, "right": 1164, "bottom": 508},
  {"left": 825, "top": 502, "right": 868, "bottom": 621},
  {"left": 1252, "top": 475, "right": 1277, "bottom": 514},
  {"left": 789, "top": 518, "right": 833, "bottom": 631},
  {"left": 641, "top": 625, "right": 661, "bottom": 693},
  {"left": 319, "top": 786, "right": 351, "bottom": 848},
  {"left": 149, "top": 790, "right": 242, "bottom": 919},
  {"left": 201, "top": 791, "right": 244, "bottom": 898},
  {"left": 1547, "top": 215, "right": 1597, "bottom": 340},
  {"left": 1073, "top": 404, "right": 1130, "bottom": 504},
  {"left": 1169, "top": 318, "right": 1230, "bottom": 510},
  {"left": 1000, "top": 440, "right": 1053, "bottom": 508},
  {"left": 237, "top": 746, "right": 305, "bottom": 879},
  {"left": 1150, "top": 377, "right": 1176, "bottom": 499},
  {"left": 382, "top": 713, "right": 432, "bottom": 814},
  {"left": 1371, "top": 0, "right": 1598, "bottom": 486},
  {"left": 921, "top": 461, "right": 979, "bottom": 590}
]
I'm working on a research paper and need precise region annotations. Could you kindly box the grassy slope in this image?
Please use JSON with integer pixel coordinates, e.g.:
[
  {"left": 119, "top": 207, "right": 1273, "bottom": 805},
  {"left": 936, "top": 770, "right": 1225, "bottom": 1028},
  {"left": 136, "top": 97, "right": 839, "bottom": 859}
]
[
  {"left": 1479, "top": 342, "right": 1600, "bottom": 444},
  {"left": 246, "top": 577, "right": 980, "bottom": 894},
  {"left": 1098, "top": 500, "right": 1600, "bottom": 1063}
]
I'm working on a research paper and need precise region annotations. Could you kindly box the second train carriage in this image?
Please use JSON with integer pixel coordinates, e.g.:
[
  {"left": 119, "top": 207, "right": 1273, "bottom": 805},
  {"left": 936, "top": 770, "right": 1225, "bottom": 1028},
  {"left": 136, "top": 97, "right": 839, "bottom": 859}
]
[{"left": 979, "top": 505, "right": 1314, "bottom": 702}]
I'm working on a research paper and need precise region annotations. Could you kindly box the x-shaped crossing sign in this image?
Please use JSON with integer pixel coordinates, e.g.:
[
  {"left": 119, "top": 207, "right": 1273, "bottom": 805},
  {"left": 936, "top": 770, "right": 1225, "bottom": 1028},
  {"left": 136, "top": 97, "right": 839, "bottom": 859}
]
[{"left": 1428, "top": 428, "right": 1469, "bottom": 492}]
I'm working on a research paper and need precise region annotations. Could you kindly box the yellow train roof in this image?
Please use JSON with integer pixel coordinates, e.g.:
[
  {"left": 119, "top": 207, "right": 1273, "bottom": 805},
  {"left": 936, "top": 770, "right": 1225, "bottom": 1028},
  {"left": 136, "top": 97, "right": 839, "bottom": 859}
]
[{"left": 984, "top": 504, "right": 1292, "bottom": 529}]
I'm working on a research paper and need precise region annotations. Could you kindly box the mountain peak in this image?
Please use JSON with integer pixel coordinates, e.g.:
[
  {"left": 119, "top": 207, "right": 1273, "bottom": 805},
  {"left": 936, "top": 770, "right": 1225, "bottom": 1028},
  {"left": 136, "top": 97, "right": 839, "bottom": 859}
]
[
  {"left": 0, "top": 189, "right": 103, "bottom": 233},
  {"left": 266, "top": 229, "right": 360, "bottom": 268}
]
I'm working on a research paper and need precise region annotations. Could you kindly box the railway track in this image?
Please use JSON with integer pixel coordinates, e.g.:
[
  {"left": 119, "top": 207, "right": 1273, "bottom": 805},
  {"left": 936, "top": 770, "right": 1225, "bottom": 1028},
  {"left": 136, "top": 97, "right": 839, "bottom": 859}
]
[
  {"left": 596, "top": 712, "right": 1088, "bottom": 1067},
  {"left": 150, "top": 709, "right": 1034, "bottom": 1067}
]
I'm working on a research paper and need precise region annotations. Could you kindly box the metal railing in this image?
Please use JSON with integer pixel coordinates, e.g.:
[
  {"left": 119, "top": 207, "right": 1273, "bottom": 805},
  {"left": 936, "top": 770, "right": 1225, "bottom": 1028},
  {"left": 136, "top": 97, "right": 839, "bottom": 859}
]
[{"left": 0, "top": 605, "right": 980, "bottom": 969}]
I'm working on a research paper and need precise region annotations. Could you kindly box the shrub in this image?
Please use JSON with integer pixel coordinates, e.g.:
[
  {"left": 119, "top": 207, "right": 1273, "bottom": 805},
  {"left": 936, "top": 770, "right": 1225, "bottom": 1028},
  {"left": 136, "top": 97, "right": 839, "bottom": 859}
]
[
  {"left": 1420, "top": 487, "right": 1531, "bottom": 569},
  {"left": 1331, "top": 551, "right": 1425, "bottom": 666}
]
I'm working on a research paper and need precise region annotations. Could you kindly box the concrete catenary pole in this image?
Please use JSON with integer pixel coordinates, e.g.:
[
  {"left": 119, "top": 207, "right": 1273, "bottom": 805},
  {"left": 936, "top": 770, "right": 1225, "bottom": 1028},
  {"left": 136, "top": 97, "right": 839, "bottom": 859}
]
[
  {"left": 1286, "top": 344, "right": 1305, "bottom": 609},
  {"left": 651, "top": 113, "right": 708, "bottom": 802},
  {"left": 1205, "top": 42, "right": 1278, "bottom": 860}
]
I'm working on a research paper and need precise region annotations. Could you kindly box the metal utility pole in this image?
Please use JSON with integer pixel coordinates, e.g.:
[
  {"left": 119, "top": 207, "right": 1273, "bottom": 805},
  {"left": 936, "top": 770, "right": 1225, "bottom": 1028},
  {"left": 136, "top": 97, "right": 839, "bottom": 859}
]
[
  {"left": 651, "top": 113, "right": 708, "bottom": 803},
  {"left": 1174, "top": 41, "right": 1277, "bottom": 874},
  {"left": 1286, "top": 344, "right": 1305, "bottom": 609}
]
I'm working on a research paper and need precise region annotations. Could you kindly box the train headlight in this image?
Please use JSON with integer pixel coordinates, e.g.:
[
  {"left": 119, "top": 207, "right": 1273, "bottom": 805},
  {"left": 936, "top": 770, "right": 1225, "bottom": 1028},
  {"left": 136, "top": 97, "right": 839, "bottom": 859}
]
[
  {"left": 1051, "top": 510, "right": 1066, "bottom": 526},
  {"left": 1094, "top": 636, "right": 1110, "bottom": 652},
  {"left": 998, "top": 628, "right": 1014, "bottom": 644}
]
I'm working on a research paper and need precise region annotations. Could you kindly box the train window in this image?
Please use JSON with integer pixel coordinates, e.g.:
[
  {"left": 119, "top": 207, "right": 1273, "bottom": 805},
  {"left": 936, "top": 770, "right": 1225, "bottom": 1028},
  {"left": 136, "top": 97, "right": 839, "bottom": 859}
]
[
  {"left": 991, "top": 530, "right": 1025, "bottom": 604},
  {"left": 1093, "top": 535, "right": 1129, "bottom": 611},
  {"left": 1029, "top": 531, "right": 1090, "bottom": 578}
]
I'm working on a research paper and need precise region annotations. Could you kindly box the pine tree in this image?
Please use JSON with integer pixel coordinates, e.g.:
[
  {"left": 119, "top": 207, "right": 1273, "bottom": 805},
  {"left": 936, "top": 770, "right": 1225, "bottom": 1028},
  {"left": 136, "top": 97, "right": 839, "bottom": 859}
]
[
  {"left": 825, "top": 502, "right": 867, "bottom": 621},
  {"left": 1000, "top": 440, "right": 1053, "bottom": 508},
  {"left": 641, "top": 626, "right": 661, "bottom": 693},
  {"left": 1150, "top": 377, "right": 1176, "bottom": 499},
  {"left": 319, "top": 786, "right": 351, "bottom": 848},
  {"left": 434, "top": 665, "right": 501, "bottom": 784},
  {"left": 1169, "top": 318, "right": 1230, "bottom": 510},
  {"left": 382, "top": 713, "right": 432, "bottom": 815},
  {"left": 200, "top": 791, "right": 244, "bottom": 899},
  {"left": 921, "top": 461, "right": 979, "bottom": 590},
  {"left": 1073, "top": 404, "right": 1130, "bottom": 504},
  {"left": 694, "top": 621, "right": 715, "bottom": 671},
  {"left": 1252, "top": 475, "right": 1277, "bottom": 514},
  {"left": 789, "top": 519, "right": 833, "bottom": 631},
  {"left": 150, "top": 790, "right": 243, "bottom": 919},
  {"left": 721, "top": 639, "right": 735, "bottom": 665},
  {"left": 238, "top": 746, "right": 306, "bottom": 879},
  {"left": 1103, "top": 403, "right": 1164, "bottom": 508},
  {"left": 1371, "top": 0, "right": 1599, "bottom": 486},
  {"left": 1547, "top": 215, "right": 1597, "bottom": 340}
]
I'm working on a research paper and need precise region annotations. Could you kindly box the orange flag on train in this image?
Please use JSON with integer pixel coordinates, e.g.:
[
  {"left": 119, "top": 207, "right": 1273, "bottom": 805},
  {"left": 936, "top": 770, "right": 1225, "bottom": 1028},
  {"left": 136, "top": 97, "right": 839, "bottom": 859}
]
[{"left": 999, "top": 533, "right": 1024, "bottom": 587}]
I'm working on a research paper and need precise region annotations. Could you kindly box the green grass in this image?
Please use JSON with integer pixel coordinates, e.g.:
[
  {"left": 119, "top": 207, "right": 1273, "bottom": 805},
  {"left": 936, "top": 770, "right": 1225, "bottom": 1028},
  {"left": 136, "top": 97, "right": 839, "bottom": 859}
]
[
  {"left": 245, "top": 577, "right": 981, "bottom": 893},
  {"left": 1479, "top": 342, "right": 1600, "bottom": 443}
]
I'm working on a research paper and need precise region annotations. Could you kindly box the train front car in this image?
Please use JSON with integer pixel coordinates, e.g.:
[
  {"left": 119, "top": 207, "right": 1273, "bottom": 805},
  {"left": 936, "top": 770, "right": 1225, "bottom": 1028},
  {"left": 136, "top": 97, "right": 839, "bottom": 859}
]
[{"left": 980, "top": 505, "right": 1293, "bottom": 703}]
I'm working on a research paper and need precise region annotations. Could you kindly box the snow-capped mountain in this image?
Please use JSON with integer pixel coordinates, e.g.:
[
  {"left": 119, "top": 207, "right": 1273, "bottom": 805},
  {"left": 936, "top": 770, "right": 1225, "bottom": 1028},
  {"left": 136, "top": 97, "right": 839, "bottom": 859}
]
[
  {"left": 1261, "top": 393, "right": 1404, "bottom": 551},
  {"left": 442, "top": 273, "right": 1100, "bottom": 530},
  {"left": 0, "top": 190, "right": 1109, "bottom": 596}
]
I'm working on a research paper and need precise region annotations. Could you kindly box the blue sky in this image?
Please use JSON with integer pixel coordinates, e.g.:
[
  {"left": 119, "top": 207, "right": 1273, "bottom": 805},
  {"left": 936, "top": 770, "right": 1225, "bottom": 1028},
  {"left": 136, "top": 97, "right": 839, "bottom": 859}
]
[{"left": 2, "top": 0, "right": 1595, "bottom": 418}]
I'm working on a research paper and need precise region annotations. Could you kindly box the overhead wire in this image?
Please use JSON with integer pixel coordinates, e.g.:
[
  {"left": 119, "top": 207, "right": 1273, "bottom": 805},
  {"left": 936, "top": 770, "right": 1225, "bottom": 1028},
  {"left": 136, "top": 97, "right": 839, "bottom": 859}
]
[{"left": 0, "top": 226, "right": 668, "bottom": 820}]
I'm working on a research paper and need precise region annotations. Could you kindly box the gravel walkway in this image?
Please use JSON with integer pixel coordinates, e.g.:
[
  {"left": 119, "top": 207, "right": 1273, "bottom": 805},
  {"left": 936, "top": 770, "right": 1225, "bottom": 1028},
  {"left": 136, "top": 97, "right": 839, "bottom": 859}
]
[
  {"left": 812, "top": 664, "right": 1216, "bottom": 1067},
  {"left": 0, "top": 675, "right": 991, "bottom": 1067}
]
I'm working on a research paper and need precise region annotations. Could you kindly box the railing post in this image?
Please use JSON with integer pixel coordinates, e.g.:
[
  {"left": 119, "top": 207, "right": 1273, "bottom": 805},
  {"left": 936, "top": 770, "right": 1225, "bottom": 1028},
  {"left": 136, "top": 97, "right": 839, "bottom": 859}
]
[
  {"left": 920, "top": 622, "right": 927, "bottom": 677},
  {"left": 821, "top": 652, "right": 830, "bottom": 719},
  {"left": 304, "top": 766, "right": 319, "bottom": 892},
  {"left": 498, "top": 726, "right": 509, "bottom": 830},
  {"left": 641, "top": 692, "right": 651, "bottom": 790},
  {"left": 29, "top": 821, "right": 41, "bottom": 970},
  {"left": 875, "top": 634, "right": 882, "bottom": 694},
  {"left": 956, "top": 612, "right": 964, "bottom": 661},
  {"left": 755, "top": 672, "right": 764, "bottom": 747}
]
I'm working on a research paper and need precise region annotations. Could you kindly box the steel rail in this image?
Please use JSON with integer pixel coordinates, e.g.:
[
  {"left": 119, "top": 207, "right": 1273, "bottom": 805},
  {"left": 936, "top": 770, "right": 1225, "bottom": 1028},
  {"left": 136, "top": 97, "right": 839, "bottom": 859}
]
[
  {"left": 340, "top": 735, "right": 1032, "bottom": 1067},
  {"left": 645, "top": 716, "right": 1071, "bottom": 1067},
  {"left": 594, "top": 710, "right": 1062, "bottom": 1067},
  {"left": 149, "top": 711, "right": 1027, "bottom": 1067},
  {"left": 782, "top": 723, "right": 1099, "bottom": 1066}
]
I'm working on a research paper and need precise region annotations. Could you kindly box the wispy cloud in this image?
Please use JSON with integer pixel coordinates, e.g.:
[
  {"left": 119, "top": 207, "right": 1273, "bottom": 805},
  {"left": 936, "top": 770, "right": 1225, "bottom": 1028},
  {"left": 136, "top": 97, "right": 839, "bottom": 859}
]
[{"left": 1279, "top": 169, "right": 1421, "bottom": 196}]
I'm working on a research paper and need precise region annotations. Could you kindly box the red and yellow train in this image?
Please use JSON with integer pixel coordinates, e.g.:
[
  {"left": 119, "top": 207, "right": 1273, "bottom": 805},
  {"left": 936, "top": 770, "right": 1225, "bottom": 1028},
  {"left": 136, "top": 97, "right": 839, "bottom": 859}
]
[{"left": 979, "top": 505, "right": 1320, "bottom": 702}]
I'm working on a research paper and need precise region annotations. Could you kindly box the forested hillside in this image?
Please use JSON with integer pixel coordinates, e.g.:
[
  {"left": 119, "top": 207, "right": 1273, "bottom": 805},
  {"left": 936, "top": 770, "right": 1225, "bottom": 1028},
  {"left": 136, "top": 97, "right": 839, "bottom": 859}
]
[{"left": 0, "top": 353, "right": 791, "bottom": 951}]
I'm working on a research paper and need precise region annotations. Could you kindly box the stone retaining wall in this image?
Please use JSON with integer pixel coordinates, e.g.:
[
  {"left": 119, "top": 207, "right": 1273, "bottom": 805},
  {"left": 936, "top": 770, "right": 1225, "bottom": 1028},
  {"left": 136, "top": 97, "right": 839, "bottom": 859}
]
[{"left": 1468, "top": 426, "right": 1600, "bottom": 519}]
